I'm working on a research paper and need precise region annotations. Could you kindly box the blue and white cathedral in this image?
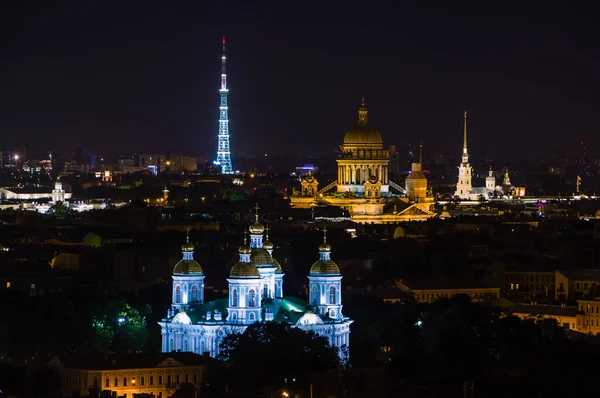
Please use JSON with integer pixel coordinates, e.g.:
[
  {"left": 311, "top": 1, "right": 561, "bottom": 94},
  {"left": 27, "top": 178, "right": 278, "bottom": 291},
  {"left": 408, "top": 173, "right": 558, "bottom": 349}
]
[{"left": 158, "top": 209, "right": 352, "bottom": 358}]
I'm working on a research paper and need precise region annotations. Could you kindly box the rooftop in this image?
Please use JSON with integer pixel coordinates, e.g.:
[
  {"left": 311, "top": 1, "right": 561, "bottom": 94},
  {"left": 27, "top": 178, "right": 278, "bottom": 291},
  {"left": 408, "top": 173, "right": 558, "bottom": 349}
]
[{"left": 48, "top": 352, "right": 213, "bottom": 370}]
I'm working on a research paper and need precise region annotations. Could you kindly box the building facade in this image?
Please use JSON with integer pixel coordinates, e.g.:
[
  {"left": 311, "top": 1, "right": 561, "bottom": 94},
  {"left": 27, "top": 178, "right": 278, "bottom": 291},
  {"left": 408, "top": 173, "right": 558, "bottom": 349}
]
[
  {"left": 158, "top": 214, "right": 352, "bottom": 359},
  {"left": 47, "top": 353, "right": 208, "bottom": 398}
]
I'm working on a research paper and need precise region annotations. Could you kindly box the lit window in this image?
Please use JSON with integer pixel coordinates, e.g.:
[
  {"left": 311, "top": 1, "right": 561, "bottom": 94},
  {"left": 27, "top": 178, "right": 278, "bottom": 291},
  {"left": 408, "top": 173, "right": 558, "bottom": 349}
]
[
  {"left": 6, "top": 282, "right": 10, "bottom": 288},
  {"left": 248, "top": 289, "right": 256, "bottom": 307},
  {"left": 175, "top": 286, "right": 181, "bottom": 303},
  {"left": 191, "top": 285, "right": 198, "bottom": 303},
  {"left": 232, "top": 289, "right": 238, "bottom": 307}
]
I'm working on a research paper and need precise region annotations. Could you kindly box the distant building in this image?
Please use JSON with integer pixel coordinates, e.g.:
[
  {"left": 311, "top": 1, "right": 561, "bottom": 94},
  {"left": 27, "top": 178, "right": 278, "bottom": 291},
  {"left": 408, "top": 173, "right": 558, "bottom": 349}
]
[
  {"left": 396, "top": 280, "right": 500, "bottom": 303},
  {"left": 555, "top": 269, "right": 600, "bottom": 300},
  {"left": 504, "top": 270, "right": 555, "bottom": 299},
  {"left": 0, "top": 180, "right": 72, "bottom": 201},
  {"left": 577, "top": 299, "right": 600, "bottom": 334},
  {"left": 46, "top": 353, "right": 209, "bottom": 397},
  {"left": 295, "top": 164, "right": 318, "bottom": 177},
  {"left": 509, "top": 303, "right": 577, "bottom": 331}
]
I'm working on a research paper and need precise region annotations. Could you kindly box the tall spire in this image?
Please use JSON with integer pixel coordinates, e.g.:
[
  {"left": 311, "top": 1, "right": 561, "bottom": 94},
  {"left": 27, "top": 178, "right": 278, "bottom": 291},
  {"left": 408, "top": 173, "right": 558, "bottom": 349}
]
[
  {"left": 419, "top": 142, "right": 423, "bottom": 165},
  {"left": 463, "top": 110, "right": 468, "bottom": 152},
  {"left": 216, "top": 36, "right": 233, "bottom": 174},
  {"left": 461, "top": 110, "right": 469, "bottom": 164}
]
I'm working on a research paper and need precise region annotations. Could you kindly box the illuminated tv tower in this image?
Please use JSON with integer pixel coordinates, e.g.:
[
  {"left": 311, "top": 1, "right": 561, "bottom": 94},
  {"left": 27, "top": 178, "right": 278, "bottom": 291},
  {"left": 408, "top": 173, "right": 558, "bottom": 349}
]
[{"left": 215, "top": 36, "right": 233, "bottom": 174}]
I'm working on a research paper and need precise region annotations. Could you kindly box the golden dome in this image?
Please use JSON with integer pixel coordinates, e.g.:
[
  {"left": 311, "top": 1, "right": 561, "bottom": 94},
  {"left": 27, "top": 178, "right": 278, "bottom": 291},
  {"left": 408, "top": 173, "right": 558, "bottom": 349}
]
[
  {"left": 310, "top": 260, "right": 340, "bottom": 275},
  {"left": 249, "top": 221, "right": 264, "bottom": 235},
  {"left": 318, "top": 241, "right": 331, "bottom": 252},
  {"left": 173, "top": 259, "right": 203, "bottom": 275},
  {"left": 263, "top": 240, "right": 274, "bottom": 250},
  {"left": 250, "top": 248, "right": 273, "bottom": 266},
  {"left": 230, "top": 261, "right": 260, "bottom": 278},
  {"left": 181, "top": 241, "right": 195, "bottom": 252},
  {"left": 343, "top": 100, "right": 382, "bottom": 146},
  {"left": 343, "top": 126, "right": 383, "bottom": 145},
  {"left": 239, "top": 244, "right": 251, "bottom": 254},
  {"left": 273, "top": 258, "right": 282, "bottom": 272}
]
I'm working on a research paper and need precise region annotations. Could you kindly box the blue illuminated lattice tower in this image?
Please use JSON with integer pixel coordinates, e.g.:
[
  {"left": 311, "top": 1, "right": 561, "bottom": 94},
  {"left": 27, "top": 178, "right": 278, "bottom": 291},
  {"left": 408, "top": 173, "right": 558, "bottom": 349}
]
[{"left": 216, "top": 36, "right": 233, "bottom": 174}]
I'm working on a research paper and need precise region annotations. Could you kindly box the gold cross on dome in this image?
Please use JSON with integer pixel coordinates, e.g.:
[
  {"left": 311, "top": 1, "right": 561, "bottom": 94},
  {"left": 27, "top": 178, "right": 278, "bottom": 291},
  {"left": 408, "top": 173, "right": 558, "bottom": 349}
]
[
  {"left": 323, "top": 226, "right": 328, "bottom": 241},
  {"left": 254, "top": 203, "right": 260, "bottom": 220}
]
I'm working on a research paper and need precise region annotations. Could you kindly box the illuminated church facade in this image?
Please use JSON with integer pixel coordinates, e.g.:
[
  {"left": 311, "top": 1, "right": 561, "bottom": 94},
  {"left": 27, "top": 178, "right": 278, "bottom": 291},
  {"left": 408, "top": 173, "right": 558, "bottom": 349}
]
[
  {"left": 158, "top": 213, "right": 352, "bottom": 359},
  {"left": 291, "top": 100, "right": 435, "bottom": 223},
  {"left": 454, "top": 112, "right": 525, "bottom": 200}
]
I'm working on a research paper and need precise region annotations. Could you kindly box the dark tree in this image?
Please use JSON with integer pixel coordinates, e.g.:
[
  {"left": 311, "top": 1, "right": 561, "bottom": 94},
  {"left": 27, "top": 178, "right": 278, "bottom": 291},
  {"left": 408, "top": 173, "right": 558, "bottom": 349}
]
[{"left": 218, "top": 322, "right": 340, "bottom": 394}]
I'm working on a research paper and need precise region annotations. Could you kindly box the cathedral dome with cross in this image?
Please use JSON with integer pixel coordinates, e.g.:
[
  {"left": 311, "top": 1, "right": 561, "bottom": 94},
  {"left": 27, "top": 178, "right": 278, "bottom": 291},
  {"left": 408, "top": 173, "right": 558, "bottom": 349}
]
[{"left": 159, "top": 207, "right": 353, "bottom": 359}]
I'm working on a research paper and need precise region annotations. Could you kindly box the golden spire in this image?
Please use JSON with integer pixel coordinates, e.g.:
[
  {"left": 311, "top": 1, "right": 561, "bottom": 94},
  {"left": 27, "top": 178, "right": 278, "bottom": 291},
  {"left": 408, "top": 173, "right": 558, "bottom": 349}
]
[
  {"left": 323, "top": 226, "right": 328, "bottom": 242},
  {"left": 265, "top": 225, "right": 270, "bottom": 240},
  {"left": 186, "top": 227, "right": 190, "bottom": 243},
  {"left": 419, "top": 142, "right": 423, "bottom": 165},
  {"left": 463, "top": 110, "right": 468, "bottom": 152}
]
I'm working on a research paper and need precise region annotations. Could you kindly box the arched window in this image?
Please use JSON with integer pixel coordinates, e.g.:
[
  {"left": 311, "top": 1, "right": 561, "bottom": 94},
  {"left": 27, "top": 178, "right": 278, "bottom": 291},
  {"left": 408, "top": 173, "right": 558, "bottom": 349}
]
[
  {"left": 232, "top": 312, "right": 237, "bottom": 321},
  {"left": 329, "top": 286, "right": 336, "bottom": 304},
  {"left": 175, "top": 286, "right": 181, "bottom": 303},
  {"left": 232, "top": 289, "right": 238, "bottom": 307},
  {"left": 191, "top": 285, "right": 198, "bottom": 303},
  {"left": 312, "top": 285, "right": 318, "bottom": 305},
  {"left": 263, "top": 283, "right": 268, "bottom": 298},
  {"left": 184, "top": 339, "right": 188, "bottom": 352},
  {"left": 248, "top": 289, "right": 256, "bottom": 307},
  {"left": 249, "top": 312, "right": 255, "bottom": 322},
  {"left": 169, "top": 338, "right": 174, "bottom": 352}
]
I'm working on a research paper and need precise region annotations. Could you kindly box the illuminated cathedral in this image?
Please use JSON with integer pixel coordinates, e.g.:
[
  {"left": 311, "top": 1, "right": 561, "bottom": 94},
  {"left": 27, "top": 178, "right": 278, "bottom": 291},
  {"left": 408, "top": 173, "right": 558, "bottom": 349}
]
[
  {"left": 158, "top": 209, "right": 352, "bottom": 358},
  {"left": 291, "top": 100, "right": 435, "bottom": 223}
]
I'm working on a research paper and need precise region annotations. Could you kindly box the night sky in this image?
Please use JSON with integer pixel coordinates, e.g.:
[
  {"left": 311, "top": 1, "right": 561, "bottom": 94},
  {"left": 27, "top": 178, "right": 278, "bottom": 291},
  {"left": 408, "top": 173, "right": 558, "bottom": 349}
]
[{"left": 1, "top": 1, "right": 599, "bottom": 160}]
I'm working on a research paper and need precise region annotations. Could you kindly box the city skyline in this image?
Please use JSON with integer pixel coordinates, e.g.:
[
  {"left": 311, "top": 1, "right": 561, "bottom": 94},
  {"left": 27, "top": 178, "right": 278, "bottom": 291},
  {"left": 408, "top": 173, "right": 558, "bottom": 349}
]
[{"left": 1, "top": 2, "right": 599, "bottom": 158}]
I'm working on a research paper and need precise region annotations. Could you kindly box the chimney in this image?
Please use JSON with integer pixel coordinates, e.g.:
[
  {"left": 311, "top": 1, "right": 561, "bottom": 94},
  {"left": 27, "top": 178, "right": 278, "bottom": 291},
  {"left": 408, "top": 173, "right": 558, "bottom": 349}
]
[{"left": 214, "top": 310, "right": 222, "bottom": 321}]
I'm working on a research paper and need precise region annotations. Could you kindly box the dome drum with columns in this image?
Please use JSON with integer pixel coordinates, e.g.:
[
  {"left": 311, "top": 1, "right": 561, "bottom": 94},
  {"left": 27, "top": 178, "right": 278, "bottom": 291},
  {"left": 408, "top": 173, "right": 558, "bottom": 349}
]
[{"left": 158, "top": 206, "right": 352, "bottom": 359}]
